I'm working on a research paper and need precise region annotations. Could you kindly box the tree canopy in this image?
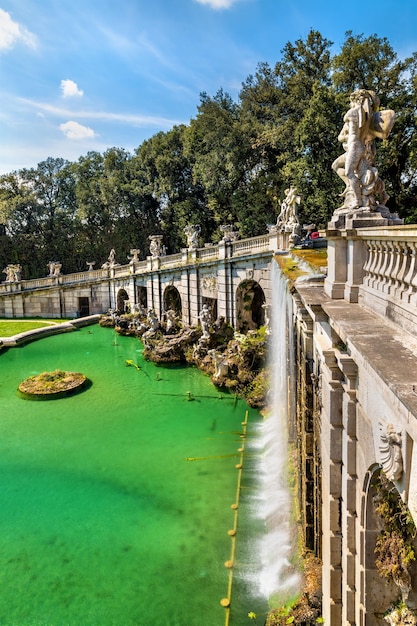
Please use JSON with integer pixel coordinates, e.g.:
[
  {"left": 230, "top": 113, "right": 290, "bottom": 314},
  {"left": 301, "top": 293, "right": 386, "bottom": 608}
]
[{"left": 1, "top": 30, "right": 416, "bottom": 278}]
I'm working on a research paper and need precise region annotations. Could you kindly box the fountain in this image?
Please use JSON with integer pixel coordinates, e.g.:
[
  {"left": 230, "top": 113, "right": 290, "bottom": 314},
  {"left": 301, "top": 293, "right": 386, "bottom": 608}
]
[
  {"left": 0, "top": 325, "right": 270, "bottom": 625},
  {"left": 255, "top": 259, "right": 301, "bottom": 602}
]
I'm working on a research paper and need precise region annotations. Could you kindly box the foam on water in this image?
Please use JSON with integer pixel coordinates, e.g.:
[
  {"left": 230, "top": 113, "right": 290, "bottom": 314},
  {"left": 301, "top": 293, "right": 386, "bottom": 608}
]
[{"left": 253, "top": 259, "right": 301, "bottom": 600}]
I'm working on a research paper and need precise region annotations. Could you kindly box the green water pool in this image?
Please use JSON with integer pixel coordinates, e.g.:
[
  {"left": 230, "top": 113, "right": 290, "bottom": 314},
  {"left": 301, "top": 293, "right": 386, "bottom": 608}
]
[{"left": 0, "top": 325, "right": 269, "bottom": 626}]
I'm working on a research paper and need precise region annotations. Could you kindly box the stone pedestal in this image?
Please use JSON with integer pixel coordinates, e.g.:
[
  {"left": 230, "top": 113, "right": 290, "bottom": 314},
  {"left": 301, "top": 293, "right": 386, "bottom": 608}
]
[{"left": 328, "top": 206, "right": 403, "bottom": 231}]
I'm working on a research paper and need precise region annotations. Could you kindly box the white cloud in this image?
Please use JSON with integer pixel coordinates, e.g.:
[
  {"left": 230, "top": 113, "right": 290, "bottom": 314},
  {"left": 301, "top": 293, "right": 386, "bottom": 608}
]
[
  {"left": 19, "top": 98, "right": 182, "bottom": 128},
  {"left": 194, "top": 0, "right": 238, "bottom": 8},
  {"left": 0, "top": 9, "right": 37, "bottom": 51},
  {"left": 60, "top": 121, "right": 95, "bottom": 140},
  {"left": 61, "top": 79, "right": 84, "bottom": 98}
]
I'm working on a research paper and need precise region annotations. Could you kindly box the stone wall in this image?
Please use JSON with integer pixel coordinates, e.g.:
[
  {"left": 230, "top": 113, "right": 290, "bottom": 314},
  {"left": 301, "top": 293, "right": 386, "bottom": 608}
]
[{"left": 293, "top": 225, "right": 417, "bottom": 625}]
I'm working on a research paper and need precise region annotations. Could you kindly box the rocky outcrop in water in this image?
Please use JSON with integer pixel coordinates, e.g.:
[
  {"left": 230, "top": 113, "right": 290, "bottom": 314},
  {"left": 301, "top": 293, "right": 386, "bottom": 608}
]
[{"left": 99, "top": 311, "right": 268, "bottom": 407}]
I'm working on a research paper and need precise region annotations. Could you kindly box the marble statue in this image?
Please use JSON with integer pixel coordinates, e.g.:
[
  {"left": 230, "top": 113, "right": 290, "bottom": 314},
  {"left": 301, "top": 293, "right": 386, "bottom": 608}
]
[
  {"left": 219, "top": 224, "right": 239, "bottom": 243},
  {"left": 165, "top": 309, "right": 177, "bottom": 333},
  {"left": 3, "top": 264, "right": 22, "bottom": 282},
  {"left": 149, "top": 235, "right": 164, "bottom": 259},
  {"left": 147, "top": 308, "right": 160, "bottom": 332},
  {"left": 262, "top": 303, "right": 271, "bottom": 333},
  {"left": 47, "top": 261, "right": 62, "bottom": 276},
  {"left": 198, "top": 304, "right": 211, "bottom": 339},
  {"left": 208, "top": 349, "right": 229, "bottom": 379},
  {"left": 276, "top": 186, "right": 301, "bottom": 232},
  {"left": 379, "top": 422, "right": 403, "bottom": 481},
  {"left": 268, "top": 187, "right": 302, "bottom": 246},
  {"left": 101, "top": 249, "right": 118, "bottom": 269},
  {"left": 184, "top": 225, "right": 200, "bottom": 250},
  {"left": 332, "top": 89, "right": 395, "bottom": 213}
]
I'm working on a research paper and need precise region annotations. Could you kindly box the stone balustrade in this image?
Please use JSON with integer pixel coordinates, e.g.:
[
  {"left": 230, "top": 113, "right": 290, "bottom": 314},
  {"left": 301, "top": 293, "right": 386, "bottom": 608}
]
[
  {"left": 232, "top": 234, "right": 270, "bottom": 256},
  {"left": 361, "top": 229, "right": 417, "bottom": 302},
  {"left": 325, "top": 225, "right": 417, "bottom": 336},
  {"left": 0, "top": 233, "right": 276, "bottom": 293}
]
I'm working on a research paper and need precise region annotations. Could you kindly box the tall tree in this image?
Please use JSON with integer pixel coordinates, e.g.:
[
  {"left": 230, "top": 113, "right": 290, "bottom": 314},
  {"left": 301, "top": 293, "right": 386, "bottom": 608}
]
[{"left": 134, "top": 126, "right": 207, "bottom": 252}]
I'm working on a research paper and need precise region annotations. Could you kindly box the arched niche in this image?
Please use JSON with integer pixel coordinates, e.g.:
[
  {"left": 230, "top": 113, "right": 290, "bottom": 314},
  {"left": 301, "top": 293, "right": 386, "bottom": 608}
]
[
  {"left": 136, "top": 285, "right": 148, "bottom": 310},
  {"left": 163, "top": 285, "right": 182, "bottom": 316},
  {"left": 235, "top": 280, "right": 265, "bottom": 333},
  {"left": 116, "top": 288, "right": 129, "bottom": 313},
  {"left": 361, "top": 467, "right": 413, "bottom": 624}
]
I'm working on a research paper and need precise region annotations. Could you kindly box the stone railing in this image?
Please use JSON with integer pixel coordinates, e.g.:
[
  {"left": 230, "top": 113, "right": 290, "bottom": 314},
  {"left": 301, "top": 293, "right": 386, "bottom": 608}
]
[
  {"left": 0, "top": 232, "right": 277, "bottom": 293},
  {"left": 60, "top": 269, "right": 107, "bottom": 283},
  {"left": 159, "top": 253, "right": 183, "bottom": 269},
  {"left": 359, "top": 226, "right": 417, "bottom": 304},
  {"left": 232, "top": 234, "right": 271, "bottom": 257},
  {"left": 325, "top": 225, "right": 417, "bottom": 335},
  {"left": 197, "top": 245, "right": 219, "bottom": 261},
  {"left": 112, "top": 264, "right": 131, "bottom": 278}
]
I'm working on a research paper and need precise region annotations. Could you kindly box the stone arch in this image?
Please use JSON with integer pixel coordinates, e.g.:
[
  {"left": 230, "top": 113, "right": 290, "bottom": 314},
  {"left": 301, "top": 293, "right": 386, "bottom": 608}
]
[
  {"left": 163, "top": 285, "right": 182, "bottom": 316},
  {"left": 116, "top": 288, "right": 129, "bottom": 313},
  {"left": 361, "top": 467, "right": 402, "bottom": 624},
  {"left": 235, "top": 280, "right": 265, "bottom": 333},
  {"left": 136, "top": 285, "right": 148, "bottom": 310}
]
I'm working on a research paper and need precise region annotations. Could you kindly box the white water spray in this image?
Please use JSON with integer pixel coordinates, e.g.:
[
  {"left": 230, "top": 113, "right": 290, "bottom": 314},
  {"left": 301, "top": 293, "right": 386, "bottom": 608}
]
[{"left": 253, "top": 258, "right": 301, "bottom": 600}]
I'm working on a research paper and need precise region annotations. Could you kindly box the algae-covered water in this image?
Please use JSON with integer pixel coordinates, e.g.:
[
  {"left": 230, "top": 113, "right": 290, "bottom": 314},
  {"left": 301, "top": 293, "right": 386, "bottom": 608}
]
[{"left": 0, "top": 325, "right": 269, "bottom": 626}]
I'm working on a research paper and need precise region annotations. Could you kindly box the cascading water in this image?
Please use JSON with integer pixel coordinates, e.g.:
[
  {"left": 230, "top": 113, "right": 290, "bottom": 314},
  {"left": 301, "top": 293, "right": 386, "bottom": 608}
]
[{"left": 252, "top": 257, "right": 301, "bottom": 601}]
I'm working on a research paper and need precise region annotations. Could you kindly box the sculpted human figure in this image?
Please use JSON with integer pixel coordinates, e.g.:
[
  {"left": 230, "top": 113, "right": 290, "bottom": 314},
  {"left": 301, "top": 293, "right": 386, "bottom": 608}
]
[
  {"left": 2, "top": 265, "right": 13, "bottom": 282},
  {"left": 208, "top": 349, "right": 228, "bottom": 379},
  {"left": 332, "top": 89, "right": 395, "bottom": 211},
  {"left": 149, "top": 235, "right": 164, "bottom": 259},
  {"left": 101, "top": 249, "right": 118, "bottom": 269},
  {"left": 276, "top": 186, "right": 301, "bottom": 233},
  {"left": 198, "top": 304, "right": 211, "bottom": 339},
  {"left": 219, "top": 224, "right": 239, "bottom": 243},
  {"left": 147, "top": 308, "right": 160, "bottom": 332},
  {"left": 47, "top": 261, "right": 62, "bottom": 276},
  {"left": 184, "top": 225, "right": 200, "bottom": 250},
  {"left": 3, "top": 264, "right": 22, "bottom": 282},
  {"left": 165, "top": 309, "right": 177, "bottom": 333}
]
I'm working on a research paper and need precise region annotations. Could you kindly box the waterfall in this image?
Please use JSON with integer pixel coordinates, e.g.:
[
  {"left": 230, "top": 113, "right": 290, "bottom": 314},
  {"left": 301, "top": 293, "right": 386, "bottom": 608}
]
[{"left": 254, "top": 258, "right": 301, "bottom": 600}]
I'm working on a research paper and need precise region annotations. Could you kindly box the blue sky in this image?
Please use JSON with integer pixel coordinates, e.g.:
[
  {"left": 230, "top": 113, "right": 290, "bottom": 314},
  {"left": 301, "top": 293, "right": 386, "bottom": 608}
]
[{"left": 1, "top": 0, "right": 416, "bottom": 175}]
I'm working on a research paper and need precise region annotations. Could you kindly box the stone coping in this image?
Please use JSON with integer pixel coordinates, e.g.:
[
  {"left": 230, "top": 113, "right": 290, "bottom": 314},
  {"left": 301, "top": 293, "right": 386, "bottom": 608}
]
[
  {"left": 296, "top": 283, "right": 417, "bottom": 420},
  {"left": 0, "top": 315, "right": 100, "bottom": 348}
]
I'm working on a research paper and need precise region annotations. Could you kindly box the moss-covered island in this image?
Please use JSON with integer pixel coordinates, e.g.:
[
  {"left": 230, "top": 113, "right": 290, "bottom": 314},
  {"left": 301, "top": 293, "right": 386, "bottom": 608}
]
[{"left": 18, "top": 369, "right": 88, "bottom": 399}]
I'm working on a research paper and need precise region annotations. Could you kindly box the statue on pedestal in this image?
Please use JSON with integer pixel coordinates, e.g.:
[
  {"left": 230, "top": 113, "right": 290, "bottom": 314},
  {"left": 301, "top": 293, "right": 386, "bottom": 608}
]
[
  {"left": 3, "top": 264, "right": 22, "bottom": 283},
  {"left": 101, "top": 249, "right": 119, "bottom": 269},
  {"left": 47, "top": 261, "right": 62, "bottom": 276},
  {"left": 330, "top": 89, "right": 401, "bottom": 227},
  {"left": 219, "top": 224, "right": 239, "bottom": 243},
  {"left": 184, "top": 225, "right": 200, "bottom": 250},
  {"left": 149, "top": 235, "right": 164, "bottom": 259},
  {"left": 198, "top": 304, "right": 211, "bottom": 339}
]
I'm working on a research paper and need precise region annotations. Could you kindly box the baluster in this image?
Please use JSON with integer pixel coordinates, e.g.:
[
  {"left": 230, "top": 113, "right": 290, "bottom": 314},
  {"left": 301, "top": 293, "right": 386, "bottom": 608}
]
[
  {"left": 378, "top": 241, "right": 391, "bottom": 292},
  {"left": 382, "top": 241, "right": 396, "bottom": 294},
  {"left": 402, "top": 241, "right": 417, "bottom": 302},
  {"left": 362, "top": 241, "right": 375, "bottom": 287},
  {"left": 370, "top": 241, "right": 383, "bottom": 289},
  {"left": 367, "top": 241, "right": 380, "bottom": 288},
  {"left": 389, "top": 242, "right": 403, "bottom": 295},
  {"left": 394, "top": 243, "right": 411, "bottom": 299},
  {"left": 408, "top": 244, "right": 417, "bottom": 304},
  {"left": 372, "top": 240, "right": 388, "bottom": 292}
]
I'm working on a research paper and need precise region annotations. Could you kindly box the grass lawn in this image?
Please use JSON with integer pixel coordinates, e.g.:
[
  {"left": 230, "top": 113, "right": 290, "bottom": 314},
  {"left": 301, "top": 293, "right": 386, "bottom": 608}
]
[{"left": 0, "top": 319, "right": 70, "bottom": 337}]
